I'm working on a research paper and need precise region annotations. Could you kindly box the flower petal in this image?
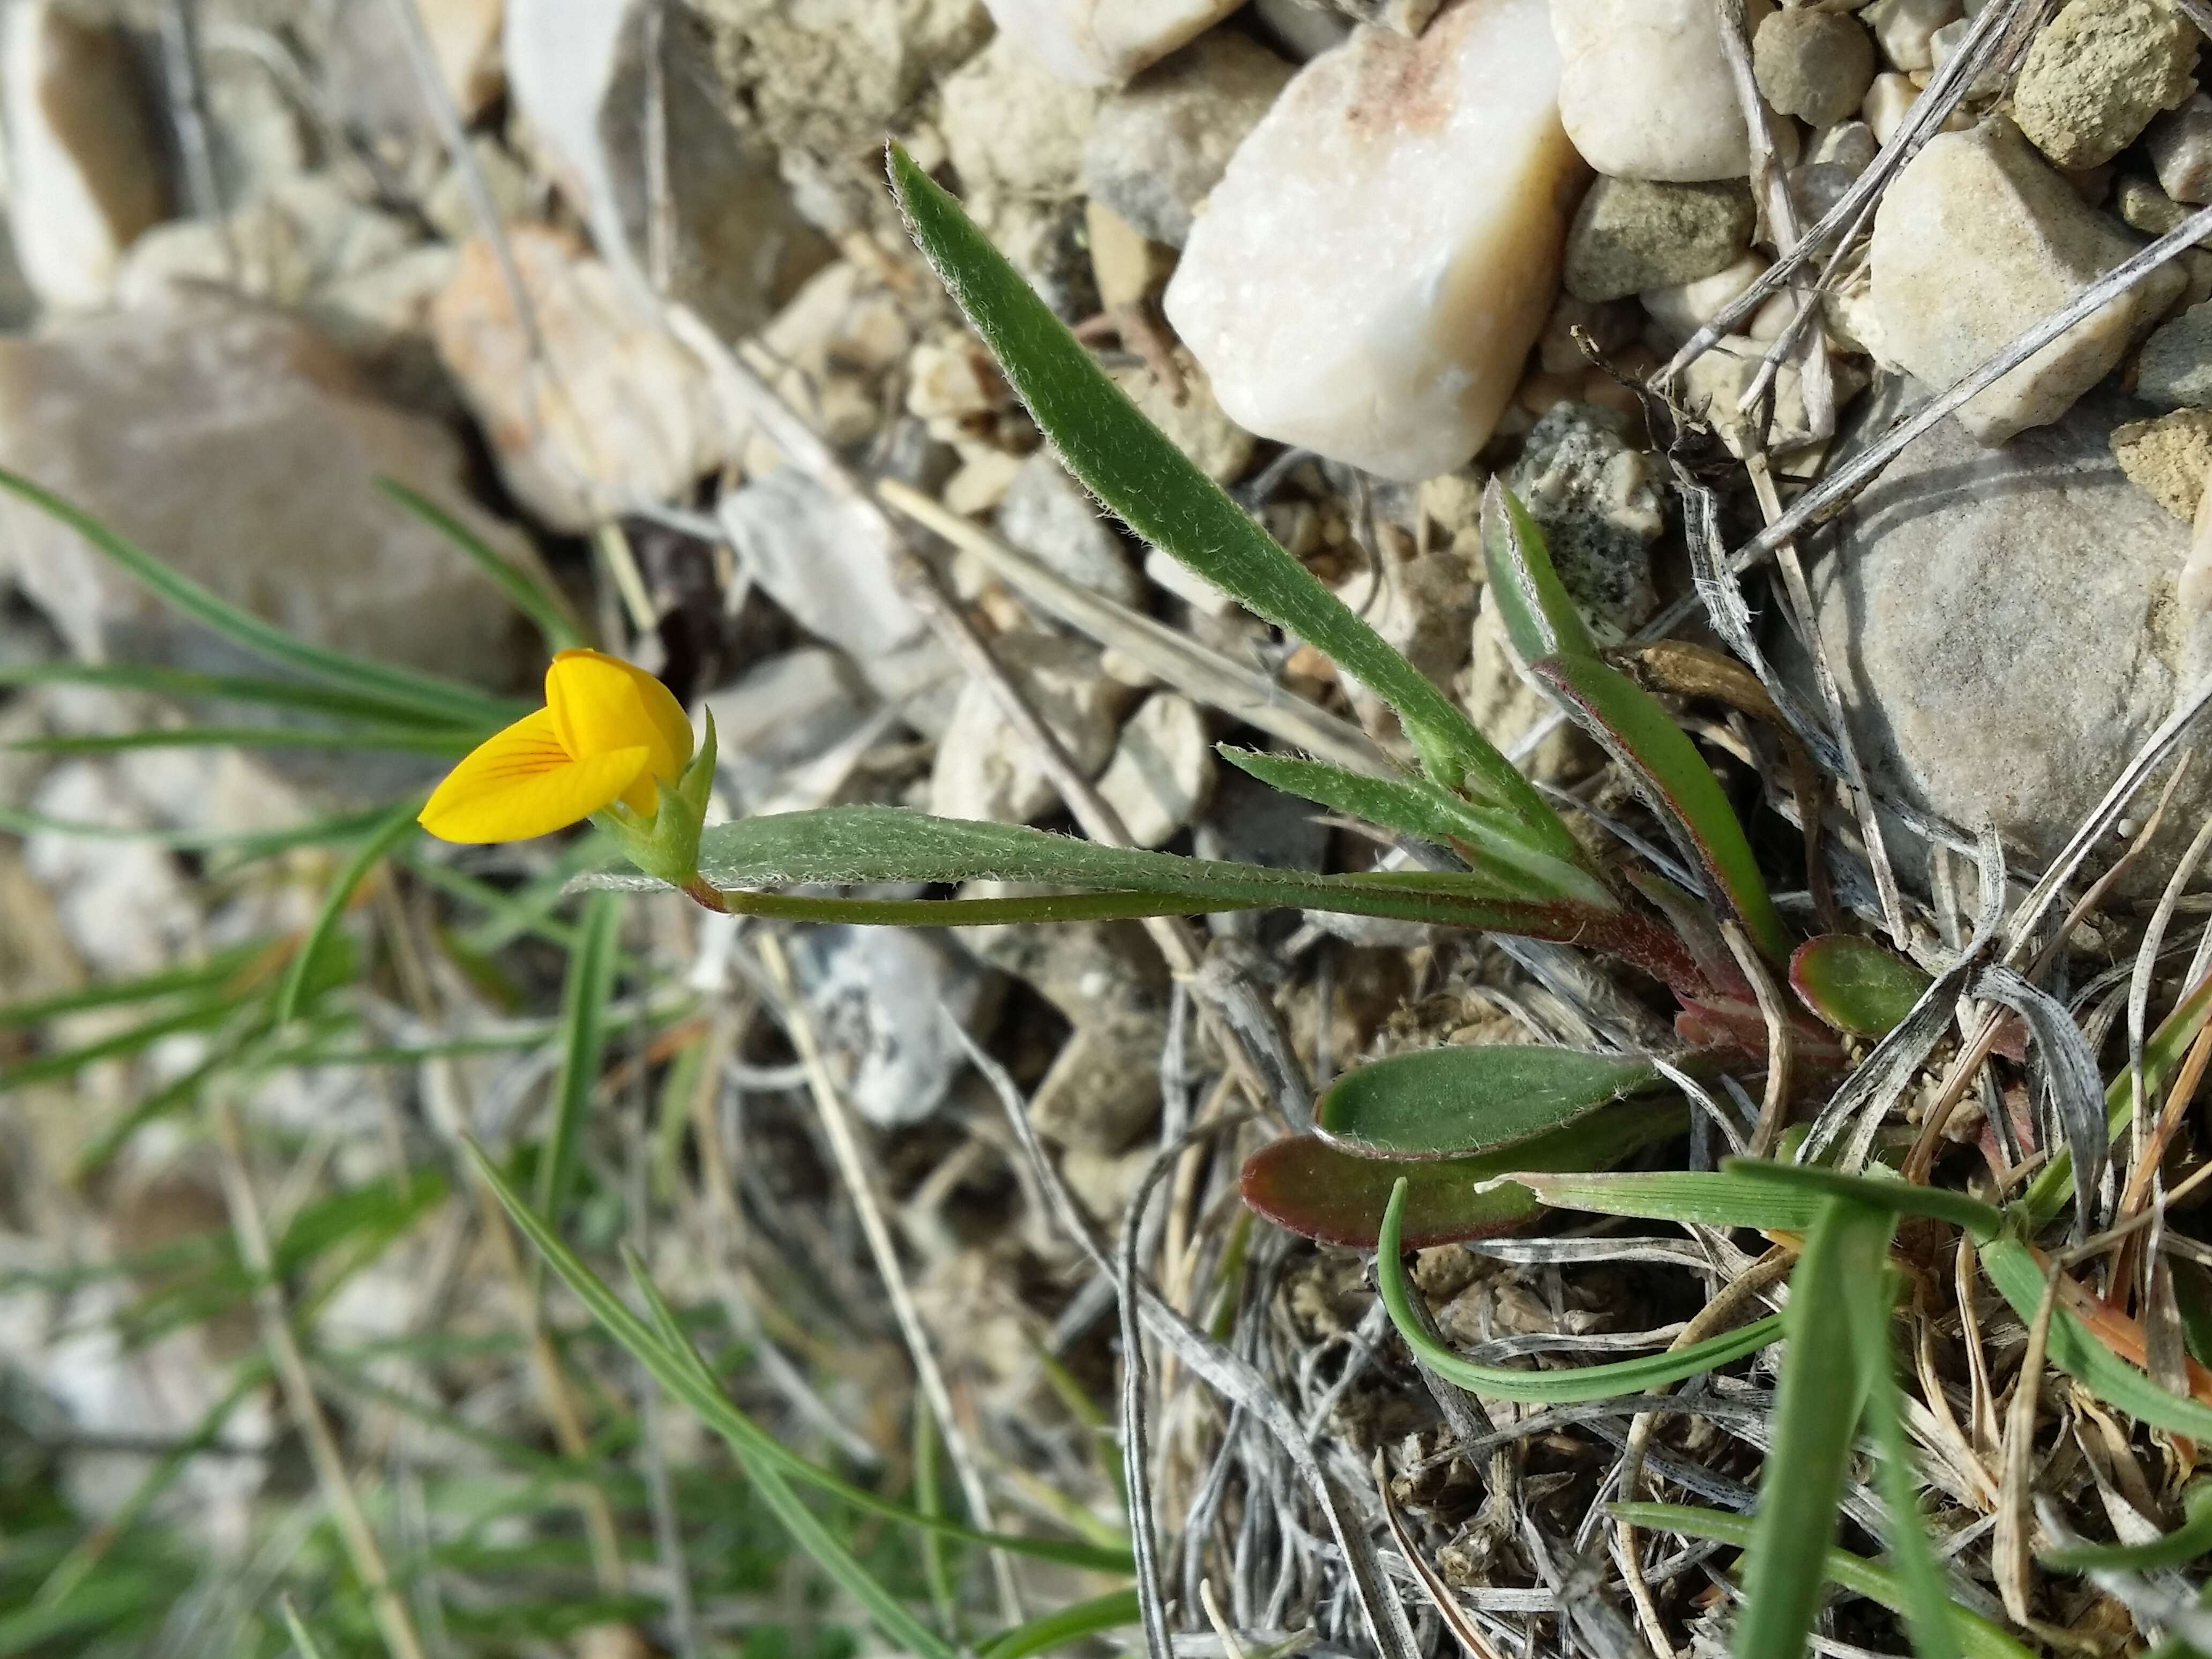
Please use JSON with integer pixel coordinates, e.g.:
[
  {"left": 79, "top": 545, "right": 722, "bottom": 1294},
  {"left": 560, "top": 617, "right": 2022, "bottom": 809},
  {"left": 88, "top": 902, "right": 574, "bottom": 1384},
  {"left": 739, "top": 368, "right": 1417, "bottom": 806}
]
[
  {"left": 544, "top": 648, "right": 692, "bottom": 784},
  {"left": 420, "top": 708, "right": 650, "bottom": 843}
]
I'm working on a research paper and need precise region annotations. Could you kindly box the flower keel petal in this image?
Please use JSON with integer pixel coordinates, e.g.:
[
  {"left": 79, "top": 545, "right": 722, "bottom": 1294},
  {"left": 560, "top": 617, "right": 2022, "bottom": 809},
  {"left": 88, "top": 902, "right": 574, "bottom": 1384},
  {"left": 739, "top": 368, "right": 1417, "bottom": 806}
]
[
  {"left": 420, "top": 709, "right": 650, "bottom": 843},
  {"left": 545, "top": 649, "right": 691, "bottom": 786}
]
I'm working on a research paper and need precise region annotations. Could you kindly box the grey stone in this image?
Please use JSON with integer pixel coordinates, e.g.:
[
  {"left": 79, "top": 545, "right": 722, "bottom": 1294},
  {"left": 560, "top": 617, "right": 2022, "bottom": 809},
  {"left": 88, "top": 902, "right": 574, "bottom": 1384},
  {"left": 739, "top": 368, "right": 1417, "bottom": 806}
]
[
  {"left": 1754, "top": 8, "right": 1877, "bottom": 127},
  {"left": 995, "top": 452, "right": 1142, "bottom": 607},
  {"left": 1864, "top": 0, "right": 1958, "bottom": 72},
  {"left": 2012, "top": 0, "right": 2198, "bottom": 169},
  {"left": 698, "top": 648, "right": 877, "bottom": 807},
  {"left": 1195, "top": 758, "right": 1332, "bottom": 939},
  {"left": 1250, "top": 0, "right": 1355, "bottom": 58},
  {"left": 1082, "top": 31, "right": 1296, "bottom": 247},
  {"left": 2116, "top": 171, "right": 2193, "bottom": 236},
  {"left": 1095, "top": 691, "right": 1215, "bottom": 847},
  {"left": 326, "top": 0, "right": 504, "bottom": 133},
  {"left": 2147, "top": 91, "right": 2212, "bottom": 203},
  {"left": 786, "top": 925, "right": 1001, "bottom": 1127},
  {"left": 2140, "top": 301, "right": 2212, "bottom": 408},
  {"left": 1805, "top": 387, "right": 2212, "bottom": 887},
  {"left": 927, "top": 630, "right": 1137, "bottom": 823},
  {"left": 1506, "top": 402, "right": 1663, "bottom": 638},
  {"left": 1562, "top": 177, "right": 1757, "bottom": 304}
]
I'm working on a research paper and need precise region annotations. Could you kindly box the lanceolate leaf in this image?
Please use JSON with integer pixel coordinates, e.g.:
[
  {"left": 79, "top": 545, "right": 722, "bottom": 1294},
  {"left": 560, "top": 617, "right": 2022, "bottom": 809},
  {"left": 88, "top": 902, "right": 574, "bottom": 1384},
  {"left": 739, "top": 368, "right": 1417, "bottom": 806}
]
[
  {"left": 1533, "top": 652, "right": 1789, "bottom": 961},
  {"left": 1790, "top": 935, "right": 1933, "bottom": 1038},
  {"left": 1494, "top": 1168, "right": 1826, "bottom": 1232},
  {"left": 1376, "top": 1175, "right": 1783, "bottom": 1400},
  {"left": 1718, "top": 1159, "right": 2002, "bottom": 1242},
  {"left": 1318, "top": 1045, "right": 1663, "bottom": 1157},
  {"left": 1217, "top": 747, "right": 1604, "bottom": 902},
  {"left": 1481, "top": 480, "right": 1602, "bottom": 659},
  {"left": 887, "top": 143, "right": 1553, "bottom": 820},
  {"left": 1242, "top": 1101, "right": 1687, "bottom": 1247}
]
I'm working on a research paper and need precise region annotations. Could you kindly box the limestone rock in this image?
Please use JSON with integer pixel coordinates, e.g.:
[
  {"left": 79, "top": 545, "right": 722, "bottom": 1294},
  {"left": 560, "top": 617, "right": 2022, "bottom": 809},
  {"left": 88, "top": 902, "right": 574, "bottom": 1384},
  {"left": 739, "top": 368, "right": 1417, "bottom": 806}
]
[
  {"left": 1869, "top": 120, "right": 2185, "bottom": 443},
  {"left": 1166, "top": 0, "right": 1589, "bottom": 481},
  {"left": 116, "top": 176, "right": 417, "bottom": 316},
  {"left": 430, "top": 225, "right": 743, "bottom": 531},
  {"left": 996, "top": 452, "right": 1143, "bottom": 606},
  {"left": 1506, "top": 403, "right": 1662, "bottom": 637},
  {"left": 505, "top": 0, "right": 832, "bottom": 340},
  {"left": 698, "top": 647, "right": 877, "bottom": 807},
  {"left": 928, "top": 631, "right": 1137, "bottom": 823},
  {"left": 327, "top": 0, "right": 506, "bottom": 133},
  {"left": 1807, "top": 389, "right": 2212, "bottom": 885},
  {"left": 2112, "top": 408, "right": 2212, "bottom": 517},
  {"left": 2147, "top": 92, "right": 2212, "bottom": 203},
  {"left": 2139, "top": 300, "right": 2212, "bottom": 407},
  {"left": 1642, "top": 251, "right": 1768, "bottom": 343},
  {"left": 786, "top": 925, "right": 999, "bottom": 1127},
  {"left": 1561, "top": 177, "right": 1755, "bottom": 303},
  {"left": 979, "top": 0, "right": 1246, "bottom": 85},
  {"left": 1864, "top": 0, "right": 1958, "bottom": 73},
  {"left": 1754, "top": 8, "right": 1877, "bottom": 127},
  {"left": 0, "top": 297, "right": 529, "bottom": 697},
  {"left": 3, "top": 0, "right": 168, "bottom": 311},
  {"left": 1552, "top": 0, "right": 1768, "bottom": 182},
  {"left": 1096, "top": 692, "right": 1215, "bottom": 846},
  {"left": 2013, "top": 0, "right": 2198, "bottom": 169},
  {"left": 1082, "top": 31, "right": 1296, "bottom": 246},
  {"left": 942, "top": 32, "right": 1104, "bottom": 197}
]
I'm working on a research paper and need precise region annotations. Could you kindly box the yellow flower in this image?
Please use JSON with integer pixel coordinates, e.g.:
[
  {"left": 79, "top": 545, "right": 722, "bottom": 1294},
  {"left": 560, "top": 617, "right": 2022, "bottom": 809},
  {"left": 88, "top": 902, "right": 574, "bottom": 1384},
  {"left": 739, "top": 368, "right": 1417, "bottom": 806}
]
[{"left": 420, "top": 648, "right": 694, "bottom": 845}]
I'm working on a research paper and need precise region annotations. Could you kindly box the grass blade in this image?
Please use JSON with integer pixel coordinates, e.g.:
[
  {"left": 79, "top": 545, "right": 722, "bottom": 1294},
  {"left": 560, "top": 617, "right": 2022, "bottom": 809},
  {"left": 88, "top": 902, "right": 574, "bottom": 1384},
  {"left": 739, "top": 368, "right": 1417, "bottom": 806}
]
[
  {"left": 1611, "top": 1504, "right": 2039, "bottom": 1659},
  {"left": 534, "top": 891, "right": 619, "bottom": 1231},
  {"left": 376, "top": 477, "right": 588, "bottom": 654},
  {"left": 886, "top": 144, "right": 1553, "bottom": 818},
  {"left": 275, "top": 801, "right": 423, "bottom": 1025},
  {"left": 13, "top": 723, "right": 484, "bottom": 756},
  {"left": 0, "top": 660, "right": 488, "bottom": 728},
  {"left": 0, "top": 464, "right": 525, "bottom": 729},
  {"left": 1317, "top": 1045, "right": 1662, "bottom": 1157},
  {"left": 976, "top": 1590, "right": 1143, "bottom": 1659},
  {"left": 1375, "top": 1175, "right": 1784, "bottom": 1400},
  {"left": 2042, "top": 1481, "right": 2212, "bottom": 1572},
  {"left": 0, "top": 940, "right": 271, "bottom": 1028},
  {"left": 1733, "top": 1198, "right": 1891, "bottom": 1659},
  {"left": 1498, "top": 1168, "right": 1826, "bottom": 1231},
  {"left": 1718, "top": 1159, "right": 2002, "bottom": 1242}
]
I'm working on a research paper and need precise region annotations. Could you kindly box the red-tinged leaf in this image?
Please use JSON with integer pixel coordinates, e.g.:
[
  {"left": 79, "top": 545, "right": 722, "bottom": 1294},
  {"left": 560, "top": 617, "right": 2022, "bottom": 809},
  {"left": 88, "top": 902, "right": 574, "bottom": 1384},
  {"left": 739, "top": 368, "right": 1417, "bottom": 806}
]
[
  {"left": 1317, "top": 1045, "right": 1664, "bottom": 1159},
  {"left": 1240, "top": 1101, "right": 1689, "bottom": 1248},
  {"left": 1675, "top": 996, "right": 1847, "bottom": 1072},
  {"left": 1789, "top": 935, "right": 1932, "bottom": 1038}
]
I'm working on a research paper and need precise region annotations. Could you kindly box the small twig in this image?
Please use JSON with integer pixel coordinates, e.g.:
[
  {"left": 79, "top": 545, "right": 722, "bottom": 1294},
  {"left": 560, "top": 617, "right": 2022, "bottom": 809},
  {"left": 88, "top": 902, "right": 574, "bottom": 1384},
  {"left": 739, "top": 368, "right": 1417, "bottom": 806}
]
[{"left": 1723, "top": 922, "right": 1795, "bottom": 1158}]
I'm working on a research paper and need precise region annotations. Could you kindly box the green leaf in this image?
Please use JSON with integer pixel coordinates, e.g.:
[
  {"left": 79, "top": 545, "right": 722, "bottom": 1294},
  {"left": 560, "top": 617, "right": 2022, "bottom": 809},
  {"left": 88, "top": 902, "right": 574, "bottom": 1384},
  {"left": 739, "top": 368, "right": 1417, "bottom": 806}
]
[
  {"left": 1611, "top": 1504, "right": 2040, "bottom": 1659},
  {"left": 376, "top": 476, "right": 588, "bottom": 654},
  {"left": 460, "top": 1139, "right": 1134, "bottom": 1576},
  {"left": 1789, "top": 935, "right": 1933, "bottom": 1037},
  {"left": 887, "top": 143, "right": 1554, "bottom": 821},
  {"left": 976, "top": 1591, "right": 1143, "bottom": 1659},
  {"left": 637, "top": 806, "right": 1687, "bottom": 970},
  {"left": 0, "top": 660, "right": 484, "bottom": 729},
  {"left": 0, "top": 995, "right": 243, "bottom": 1092},
  {"left": 1481, "top": 480, "right": 1601, "bottom": 659},
  {"left": 1317, "top": 1045, "right": 1662, "bottom": 1157},
  {"left": 1531, "top": 651, "right": 1788, "bottom": 961},
  {"left": 0, "top": 940, "right": 270, "bottom": 1029},
  {"left": 1735, "top": 1199, "right": 1890, "bottom": 1659},
  {"left": 534, "top": 891, "right": 619, "bottom": 1231},
  {"left": 1980, "top": 1235, "right": 2212, "bottom": 1441},
  {"left": 1244, "top": 1100, "right": 1687, "bottom": 1246},
  {"left": 0, "top": 465, "right": 525, "bottom": 730},
  {"left": 1498, "top": 1168, "right": 1827, "bottom": 1231},
  {"left": 1216, "top": 746, "right": 1604, "bottom": 900},
  {"left": 275, "top": 800, "right": 422, "bottom": 1025},
  {"left": 2043, "top": 1478, "right": 2212, "bottom": 1572},
  {"left": 12, "top": 723, "right": 483, "bottom": 757},
  {"left": 278, "top": 1596, "right": 334, "bottom": 1659},
  {"left": 1718, "top": 1159, "right": 2002, "bottom": 1243},
  {"left": 1376, "top": 1173, "right": 1783, "bottom": 1400}
]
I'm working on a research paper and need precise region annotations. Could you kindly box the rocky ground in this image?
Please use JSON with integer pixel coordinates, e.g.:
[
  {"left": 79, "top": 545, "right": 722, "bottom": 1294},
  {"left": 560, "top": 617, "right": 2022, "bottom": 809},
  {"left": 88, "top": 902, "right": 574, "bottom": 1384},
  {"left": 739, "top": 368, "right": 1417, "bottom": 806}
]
[{"left": 6, "top": 0, "right": 2212, "bottom": 1655}]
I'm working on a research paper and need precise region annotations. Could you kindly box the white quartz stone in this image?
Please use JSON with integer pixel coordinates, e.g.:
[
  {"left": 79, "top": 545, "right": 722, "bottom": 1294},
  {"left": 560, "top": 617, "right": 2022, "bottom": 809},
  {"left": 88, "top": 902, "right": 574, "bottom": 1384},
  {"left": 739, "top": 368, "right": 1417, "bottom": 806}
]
[
  {"left": 1164, "top": 0, "right": 1589, "bottom": 481},
  {"left": 980, "top": 0, "right": 1247, "bottom": 86},
  {"left": 1641, "top": 251, "right": 1770, "bottom": 343},
  {"left": 1552, "top": 0, "right": 1770, "bottom": 182}
]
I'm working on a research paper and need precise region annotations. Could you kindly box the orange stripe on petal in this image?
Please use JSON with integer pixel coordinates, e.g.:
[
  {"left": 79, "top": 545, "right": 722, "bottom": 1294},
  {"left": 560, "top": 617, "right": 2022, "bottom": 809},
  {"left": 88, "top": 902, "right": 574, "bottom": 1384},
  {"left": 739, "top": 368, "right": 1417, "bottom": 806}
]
[{"left": 420, "top": 708, "right": 651, "bottom": 843}]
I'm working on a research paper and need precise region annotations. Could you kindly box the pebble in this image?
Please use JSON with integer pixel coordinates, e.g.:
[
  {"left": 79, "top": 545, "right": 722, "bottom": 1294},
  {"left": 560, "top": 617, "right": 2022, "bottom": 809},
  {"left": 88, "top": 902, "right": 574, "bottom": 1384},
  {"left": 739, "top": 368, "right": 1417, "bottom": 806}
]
[
  {"left": 505, "top": 0, "right": 832, "bottom": 341},
  {"left": 2112, "top": 408, "right": 2212, "bottom": 518},
  {"left": 698, "top": 648, "right": 877, "bottom": 808},
  {"left": 1642, "top": 251, "right": 1769, "bottom": 341},
  {"left": 942, "top": 32, "right": 1104, "bottom": 198},
  {"left": 1754, "top": 9, "right": 1878, "bottom": 128},
  {"left": 2135, "top": 301, "right": 2212, "bottom": 407},
  {"left": 1805, "top": 387, "right": 2212, "bottom": 886},
  {"left": 1505, "top": 403, "right": 1663, "bottom": 638},
  {"left": 1552, "top": 0, "right": 1768, "bottom": 182},
  {"left": 1096, "top": 692, "right": 1216, "bottom": 846},
  {"left": 1166, "top": 0, "right": 1588, "bottom": 481},
  {"left": 1082, "top": 31, "right": 1296, "bottom": 247},
  {"left": 115, "top": 175, "right": 416, "bottom": 316},
  {"left": 1869, "top": 119, "right": 2185, "bottom": 443},
  {"left": 1562, "top": 177, "right": 1755, "bottom": 303},
  {"left": 2012, "top": 0, "right": 2199, "bottom": 169},
  {"left": 928, "top": 630, "right": 1137, "bottom": 823},
  {"left": 3, "top": 0, "right": 168, "bottom": 311},
  {"left": 327, "top": 0, "right": 506, "bottom": 133},
  {"left": 978, "top": 0, "right": 1247, "bottom": 86},
  {"left": 1085, "top": 200, "right": 1172, "bottom": 310},
  {"left": 1864, "top": 0, "right": 1959, "bottom": 72},
  {"left": 0, "top": 295, "right": 530, "bottom": 696},
  {"left": 787, "top": 925, "right": 1000, "bottom": 1127},
  {"left": 431, "top": 225, "right": 745, "bottom": 531},
  {"left": 1334, "top": 547, "right": 1475, "bottom": 738},
  {"left": 2146, "top": 92, "right": 2212, "bottom": 204},
  {"left": 996, "top": 452, "right": 1144, "bottom": 607}
]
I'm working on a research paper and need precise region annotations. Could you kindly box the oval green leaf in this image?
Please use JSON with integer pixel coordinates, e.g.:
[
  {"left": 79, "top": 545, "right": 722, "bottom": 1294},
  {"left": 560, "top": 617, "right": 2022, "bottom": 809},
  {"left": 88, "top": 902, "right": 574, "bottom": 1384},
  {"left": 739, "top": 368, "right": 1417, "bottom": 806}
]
[
  {"left": 1241, "top": 1100, "right": 1687, "bottom": 1248},
  {"left": 1789, "top": 935, "right": 1932, "bottom": 1037},
  {"left": 1317, "top": 1044, "right": 1661, "bottom": 1158}
]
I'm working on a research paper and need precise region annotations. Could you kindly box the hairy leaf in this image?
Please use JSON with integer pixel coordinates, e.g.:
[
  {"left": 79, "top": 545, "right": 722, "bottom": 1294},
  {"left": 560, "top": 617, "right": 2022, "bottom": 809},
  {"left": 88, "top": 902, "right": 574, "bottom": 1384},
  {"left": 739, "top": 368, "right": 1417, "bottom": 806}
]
[
  {"left": 1318, "top": 1044, "right": 1663, "bottom": 1157},
  {"left": 1481, "top": 480, "right": 1602, "bottom": 658}
]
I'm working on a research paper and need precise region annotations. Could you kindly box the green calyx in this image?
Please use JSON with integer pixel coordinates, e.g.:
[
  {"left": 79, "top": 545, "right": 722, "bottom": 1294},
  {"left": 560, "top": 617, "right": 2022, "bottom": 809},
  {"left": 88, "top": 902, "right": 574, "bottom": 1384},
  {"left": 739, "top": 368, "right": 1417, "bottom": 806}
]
[{"left": 597, "top": 710, "right": 718, "bottom": 888}]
